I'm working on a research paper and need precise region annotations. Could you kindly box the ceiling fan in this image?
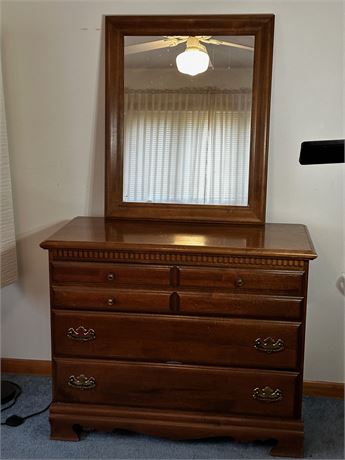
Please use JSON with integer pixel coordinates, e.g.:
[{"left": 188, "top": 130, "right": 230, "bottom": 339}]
[{"left": 125, "top": 36, "right": 254, "bottom": 76}]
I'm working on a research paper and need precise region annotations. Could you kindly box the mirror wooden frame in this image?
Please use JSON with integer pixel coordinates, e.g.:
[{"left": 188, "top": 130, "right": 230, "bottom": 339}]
[{"left": 105, "top": 14, "right": 274, "bottom": 224}]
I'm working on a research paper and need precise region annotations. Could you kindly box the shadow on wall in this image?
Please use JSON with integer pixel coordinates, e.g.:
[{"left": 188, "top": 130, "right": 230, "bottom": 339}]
[
  {"left": 88, "top": 17, "right": 105, "bottom": 216},
  {"left": 10, "top": 24, "right": 107, "bottom": 308},
  {"left": 1, "top": 221, "right": 72, "bottom": 357},
  {"left": 1, "top": 221, "right": 68, "bottom": 322},
  {"left": 1, "top": 21, "right": 106, "bottom": 357}
]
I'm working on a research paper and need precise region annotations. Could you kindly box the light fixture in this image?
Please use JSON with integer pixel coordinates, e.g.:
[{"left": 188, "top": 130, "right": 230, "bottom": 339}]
[{"left": 176, "top": 37, "right": 210, "bottom": 76}]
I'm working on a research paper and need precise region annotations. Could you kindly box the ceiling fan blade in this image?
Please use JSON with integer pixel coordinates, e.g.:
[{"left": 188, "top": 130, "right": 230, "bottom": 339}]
[
  {"left": 125, "top": 38, "right": 187, "bottom": 55},
  {"left": 165, "top": 36, "right": 189, "bottom": 40},
  {"left": 201, "top": 38, "right": 254, "bottom": 51},
  {"left": 125, "top": 39, "right": 172, "bottom": 55}
]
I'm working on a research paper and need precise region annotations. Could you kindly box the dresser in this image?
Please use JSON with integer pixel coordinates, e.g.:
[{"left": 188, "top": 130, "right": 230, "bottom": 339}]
[
  {"left": 41, "top": 217, "right": 316, "bottom": 457},
  {"left": 40, "top": 14, "right": 317, "bottom": 456}
]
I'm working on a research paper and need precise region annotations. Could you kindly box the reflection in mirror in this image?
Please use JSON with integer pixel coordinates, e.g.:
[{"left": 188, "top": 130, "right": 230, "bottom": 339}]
[{"left": 123, "top": 35, "right": 254, "bottom": 206}]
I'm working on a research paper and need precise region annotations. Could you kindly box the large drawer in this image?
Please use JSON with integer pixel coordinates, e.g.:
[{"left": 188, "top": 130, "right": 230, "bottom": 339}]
[
  {"left": 54, "top": 358, "right": 299, "bottom": 418},
  {"left": 52, "top": 286, "right": 171, "bottom": 313},
  {"left": 178, "top": 267, "right": 304, "bottom": 295},
  {"left": 51, "top": 262, "right": 170, "bottom": 287},
  {"left": 53, "top": 311, "right": 301, "bottom": 370}
]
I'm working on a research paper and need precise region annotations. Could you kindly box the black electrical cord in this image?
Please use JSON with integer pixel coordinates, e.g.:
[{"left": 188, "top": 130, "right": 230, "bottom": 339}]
[{"left": 1, "top": 381, "right": 51, "bottom": 427}]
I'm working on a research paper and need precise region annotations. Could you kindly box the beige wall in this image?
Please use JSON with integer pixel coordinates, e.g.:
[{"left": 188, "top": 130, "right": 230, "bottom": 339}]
[{"left": 1, "top": 1, "right": 344, "bottom": 382}]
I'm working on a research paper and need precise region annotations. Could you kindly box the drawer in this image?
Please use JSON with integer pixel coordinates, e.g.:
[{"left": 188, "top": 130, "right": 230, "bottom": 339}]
[
  {"left": 52, "top": 286, "right": 171, "bottom": 313},
  {"left": 53, "top": 311, "right": 301, "bottom": 370},
  {"left": 179, "top": 267, "right": 304, "bottom": 295},
  {"left": 51, "top": 262, "right": 170, "bottom": 287},
  {"left": 54, "top": 358, "right": 299, "bottom": 418},
  {"left": 178, "top": 292, "right": 303, "bottom": 320},
  {"left": 51, "top": 287, "right": 303, "bottom": 320}
]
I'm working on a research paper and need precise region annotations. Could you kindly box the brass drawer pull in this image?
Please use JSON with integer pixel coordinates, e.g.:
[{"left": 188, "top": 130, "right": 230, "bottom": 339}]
[
  {"left": 107, "top": 297, "right": 115, "bottom": 306},
  {"left": 235, "top": 278, "right": 244, "bottom": 287},
  {"left": 67, "top": 326, "right": 96, "bottom": 342},
  {"left": 68, "top": 374, "right": 96, "bottom": 390},
  {"left": 107, "top": 273, "right": 115, "bottom": 281},
  {"left": 253, "top": 386, "right": 283, "bottom": 402},
  {"left": 254, "top": 337, "right": 285, "bottom": 354}
]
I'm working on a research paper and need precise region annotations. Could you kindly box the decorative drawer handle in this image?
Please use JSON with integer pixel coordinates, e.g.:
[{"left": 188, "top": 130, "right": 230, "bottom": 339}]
[
  {"left": 107, "top": 298, "right": 115, "bottom": 306},
  {"left": 254, "top": 337, "right": 285, "bottom": 354},
  {"left": 68, "top": 374, "right": 96, "bottom": 390},
  {"left": 67, "top": 326, "right": 96, "bottom": 342},
  {"left": 253, "top": 386, "right": 283, "bottom": 402},
  {"left": 235, "top": 278, "right": 244, "bottom": 287},
  {"left": 107, "top": 273, "right": 115, "bottom": 281}
]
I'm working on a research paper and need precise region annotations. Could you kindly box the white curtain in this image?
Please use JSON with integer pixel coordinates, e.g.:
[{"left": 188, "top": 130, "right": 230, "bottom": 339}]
[
  {"left": 1, "top": 67, "right": 17, "bottom": 287},
  {"left": 123, "top": 88, "right": 252, "bottom": 206}
]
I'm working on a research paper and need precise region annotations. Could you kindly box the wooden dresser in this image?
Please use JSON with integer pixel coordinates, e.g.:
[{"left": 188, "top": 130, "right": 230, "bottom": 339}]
[{"left": 41, "top": 216, "right": 316, "bottom": 457}]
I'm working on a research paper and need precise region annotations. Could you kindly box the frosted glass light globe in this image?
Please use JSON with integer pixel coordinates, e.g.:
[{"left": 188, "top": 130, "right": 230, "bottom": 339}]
[{"left": 176, "top": 48, "right": 209, "bottom": 76}]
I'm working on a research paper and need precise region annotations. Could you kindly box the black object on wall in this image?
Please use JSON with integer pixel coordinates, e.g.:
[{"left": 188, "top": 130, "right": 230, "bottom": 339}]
[{"left": 299, "top": 140, "right": 344, "bottom": 165}]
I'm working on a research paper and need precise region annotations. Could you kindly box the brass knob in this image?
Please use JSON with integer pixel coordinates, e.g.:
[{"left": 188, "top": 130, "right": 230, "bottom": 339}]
[
  {"left": 235, "top": 278, "right": 244, "bottom": 287},
  {"left": 107, "top": 298, "right": 114, "bottom": 306},
  {"left": 107, "top": 273, "right": 115, "bottom": 281}
]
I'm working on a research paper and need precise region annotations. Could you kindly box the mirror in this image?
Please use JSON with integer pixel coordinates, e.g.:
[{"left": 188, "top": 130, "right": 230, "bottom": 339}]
[
  {"left": 105, "top": 15, "right": 274, "bottom": 223},
  {"left": 123, "top": 35, "right": 254, "bottom": 206}
]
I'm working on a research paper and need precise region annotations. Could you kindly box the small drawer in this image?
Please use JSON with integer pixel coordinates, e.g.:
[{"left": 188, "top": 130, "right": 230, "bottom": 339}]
[
  {"left": 178, "top": 292, "right": 304, "bottom": 320},
  {"left": 52, "top": 286, "right": 171, "bottom": 313},
  {"left": 51, "top": 262, "right": 170, "bottom": 287},
  {"left": 179, "top": 267, "right": 304, "bottom": 295},
  {"left": 53, "top": 311, "right": 301, "bottom": 370},
  {"left": 55, "top": 358, "right": 299, "bottom": 418}
]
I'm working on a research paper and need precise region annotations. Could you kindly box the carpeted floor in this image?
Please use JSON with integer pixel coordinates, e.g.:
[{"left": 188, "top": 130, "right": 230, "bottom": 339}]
[{"left": 1, "top": 374, "right": 344, "bottom": 459}]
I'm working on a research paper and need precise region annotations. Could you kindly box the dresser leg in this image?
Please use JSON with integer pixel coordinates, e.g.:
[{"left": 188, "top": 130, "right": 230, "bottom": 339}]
[
  {"left": 50, "top": 418, "right": 80, "bottom": 441},
  {"left": 270, "top": 433, "right": 304, "bottom": 458}
]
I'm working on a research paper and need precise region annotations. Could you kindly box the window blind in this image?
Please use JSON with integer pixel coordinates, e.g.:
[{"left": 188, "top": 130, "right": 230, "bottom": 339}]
[{"left": 123, "top": 88, "right": 252, "bottom": 206}]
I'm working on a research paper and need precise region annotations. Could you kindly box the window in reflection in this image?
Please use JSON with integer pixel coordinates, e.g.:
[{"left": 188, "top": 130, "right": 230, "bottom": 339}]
[{"left": 123, "top": 36, "right": 254, "bottom": 206}]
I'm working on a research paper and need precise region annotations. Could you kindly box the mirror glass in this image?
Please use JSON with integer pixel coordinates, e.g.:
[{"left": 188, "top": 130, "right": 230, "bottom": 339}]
[{"left": 123, "top": 35, "right": 255, "bottom": 206}]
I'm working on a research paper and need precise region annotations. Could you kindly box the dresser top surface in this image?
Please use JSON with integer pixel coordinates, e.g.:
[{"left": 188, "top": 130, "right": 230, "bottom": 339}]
[{"left": 41, "top": 217, "right": 316, "bottom": 259}]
